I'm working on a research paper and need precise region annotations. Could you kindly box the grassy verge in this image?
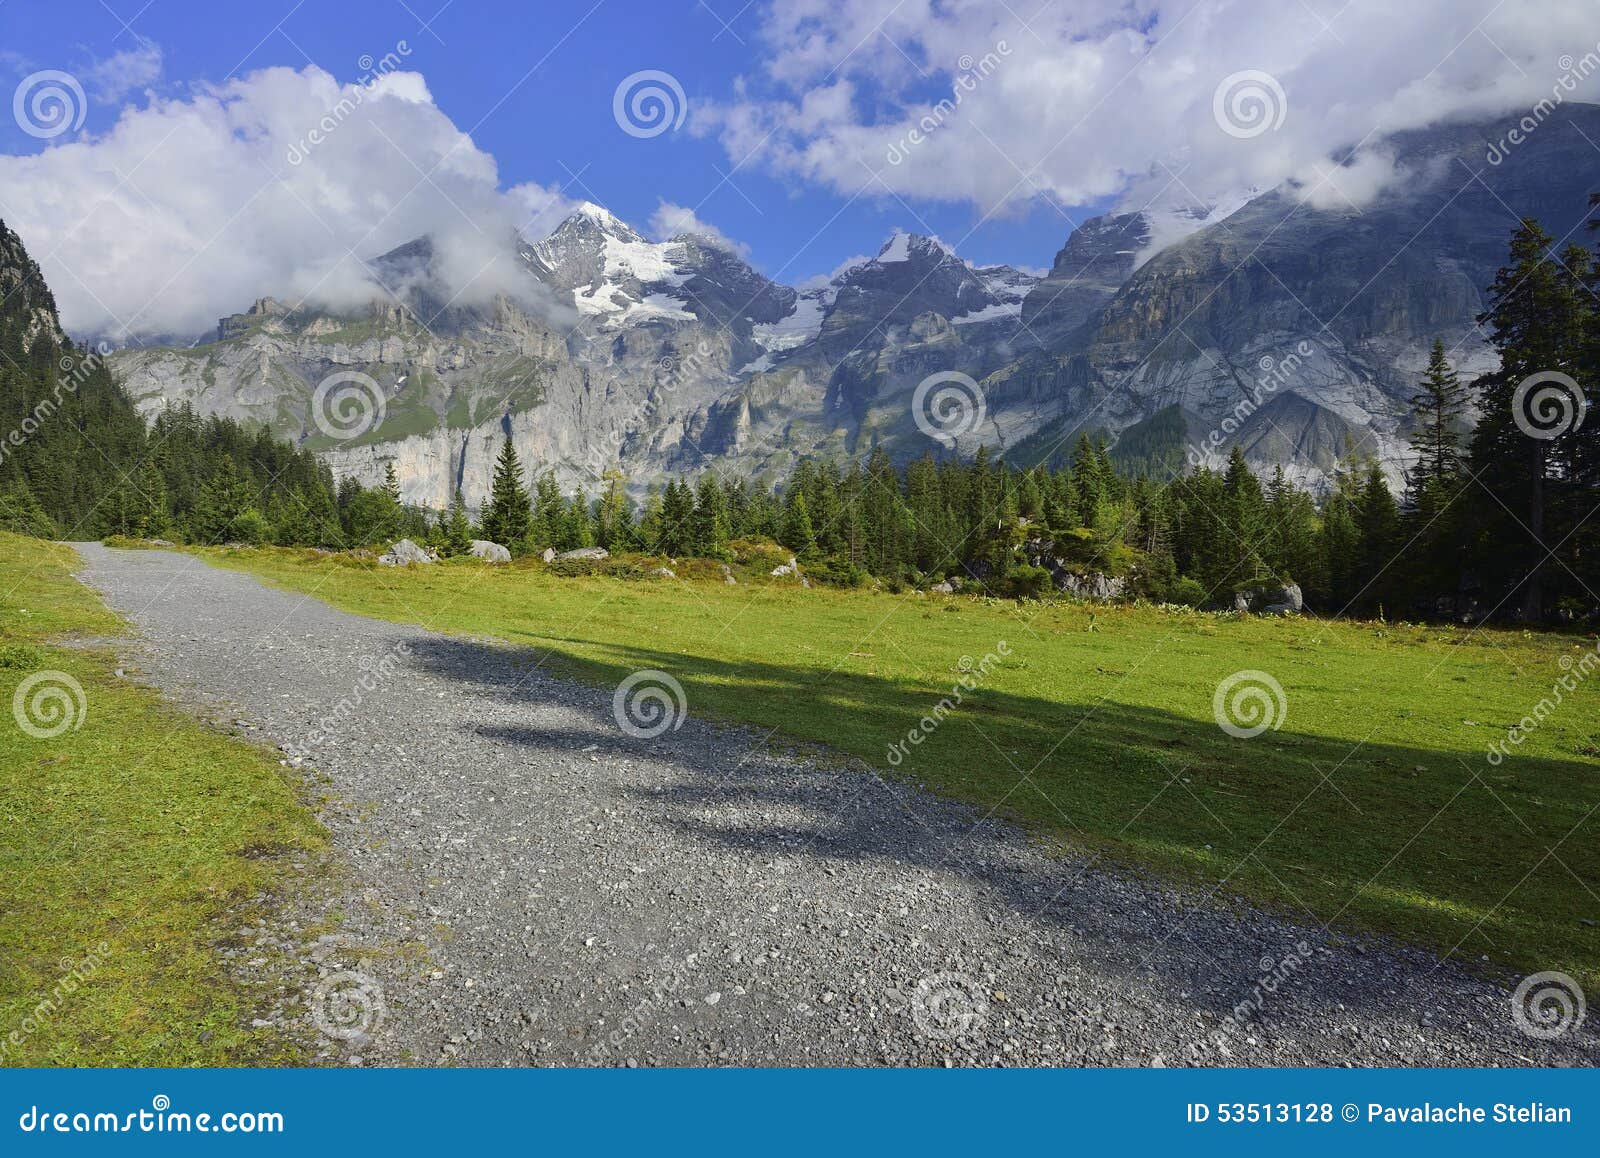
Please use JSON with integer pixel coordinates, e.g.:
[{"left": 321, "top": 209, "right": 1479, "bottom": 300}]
[
  {"left": 0, "top": 533, "right": 325, "bottom": 1066},
  {"left": 199, "top": 545, "right": 1600, "bottom": 993}
]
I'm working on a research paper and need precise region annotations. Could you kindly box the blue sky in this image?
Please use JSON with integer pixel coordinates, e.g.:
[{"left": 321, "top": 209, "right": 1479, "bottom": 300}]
[
  {"left": 1, "top": 0, "right": 1585, "bottom": 339},
  {"left": 0, "top": 0, "right": 1082, "bottom": 285}
]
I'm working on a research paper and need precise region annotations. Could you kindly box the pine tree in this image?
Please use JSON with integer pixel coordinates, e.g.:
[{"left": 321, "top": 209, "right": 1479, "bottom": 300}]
[
  {"left": 442, "top": 490, "right": 474, "bottom": 556},
  {"left": 1466, "top": 219, "right": 1592, "bottom": 620},
  {"left": 1407, "top": 340, "right": 1468, "bottom": 501},
  {"left": 481, "top": 436, "right": 532, "bottom": 550},
  {"left": 596, "top": 470, "right": 634, "bottom": 550},
  {"left": 381, "top": 461, "right": 402, "bottom": 505},
  {"left": 782, "top": 492, "right": 818, "bottom": 561},
  {"left": 657, "top": 479, "right": 695, "bottom": 556},
  {"left": 533, "top": 471, "right": 564, "bottom": 547}
]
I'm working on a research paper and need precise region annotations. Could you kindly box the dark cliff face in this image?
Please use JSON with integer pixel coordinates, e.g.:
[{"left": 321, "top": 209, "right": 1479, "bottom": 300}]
[
  {"left": 1020, "top": 212, "right": 1151, "bottom": 345},
  {"left": 0, "top": 219, "right": 67, "bottom": 355},
  {"left": 1090, "top": 106, "right": 1600, "bottom": 364},
  {"left": 815, "top": 234, "right": 1008, "bottom": 357},
  {"left": 1024, "top": 103, "right": 1600, "bottom": 487}
]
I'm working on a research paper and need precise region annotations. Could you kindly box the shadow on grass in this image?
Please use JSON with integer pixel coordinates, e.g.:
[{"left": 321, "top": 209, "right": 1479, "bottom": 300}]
[{"left": 399, "top": 631, "right": 1600, "bottom": 1004}]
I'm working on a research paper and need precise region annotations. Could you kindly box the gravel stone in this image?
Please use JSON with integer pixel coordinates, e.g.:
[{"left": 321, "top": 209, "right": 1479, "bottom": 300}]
[{"left": 71, "top": 544, "right": 1600, "bottom": 1068}]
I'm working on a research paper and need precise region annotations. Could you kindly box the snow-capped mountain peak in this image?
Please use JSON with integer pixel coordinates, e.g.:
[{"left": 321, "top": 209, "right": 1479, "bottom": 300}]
[{"left": 874, "top": 230, "right": 959, "bottom": 266}]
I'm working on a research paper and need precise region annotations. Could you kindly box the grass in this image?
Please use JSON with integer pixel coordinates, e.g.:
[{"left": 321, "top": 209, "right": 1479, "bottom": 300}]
[
  {"left": 0, "top": 533, "right": 326, "bottom": 1066},
  {"left": 200, "top": 544, "right": 1600, "bottom": 994}
]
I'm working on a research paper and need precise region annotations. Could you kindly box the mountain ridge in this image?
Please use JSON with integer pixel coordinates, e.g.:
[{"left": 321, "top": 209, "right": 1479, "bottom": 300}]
[{"left": 98, "top": 103, "right": 1600, "bottom": 506}]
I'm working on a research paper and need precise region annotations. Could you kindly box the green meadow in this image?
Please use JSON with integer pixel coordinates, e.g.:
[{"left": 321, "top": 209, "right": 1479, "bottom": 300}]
[
  {"left": 0, "top": 534, "right": 324, "bottom": 1065},
  {"left": 200, "top": 545, "right": 1600, "bottom": 993}
]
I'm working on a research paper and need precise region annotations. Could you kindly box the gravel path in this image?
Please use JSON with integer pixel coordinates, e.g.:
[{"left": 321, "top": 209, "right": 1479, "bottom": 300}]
[{"left": 71, "top": 544, "right": 1596, "bottom": 1068}]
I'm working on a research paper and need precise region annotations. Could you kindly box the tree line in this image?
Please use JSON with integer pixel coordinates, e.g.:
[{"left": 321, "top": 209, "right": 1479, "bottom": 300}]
[{"left": 1, "top": 211, "right": 1595, "bottom": 622}]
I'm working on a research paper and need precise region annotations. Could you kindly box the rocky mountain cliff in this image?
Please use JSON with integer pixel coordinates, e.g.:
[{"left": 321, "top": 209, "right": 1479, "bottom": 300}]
[
  {"left": 106, "top": 105, "right": 1600, "bottom": 506},
  {"left": 0, "top": 219, "right": 69, "bottom": 355}
]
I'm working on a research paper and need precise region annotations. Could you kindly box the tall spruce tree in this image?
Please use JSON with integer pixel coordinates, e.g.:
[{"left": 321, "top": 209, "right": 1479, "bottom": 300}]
[{"left": 481, "top": 436, "right": 532, "bottom": 550}]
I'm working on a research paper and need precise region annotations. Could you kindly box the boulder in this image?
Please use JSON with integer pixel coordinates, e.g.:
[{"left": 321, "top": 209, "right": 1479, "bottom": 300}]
[
  {"left": 1058, "top": 571, "right": 1126, "bottom": 601},
  {"left": 931, "top": 581, "right": 955, "bottom": 594},
  {"left": 378, "top": 539, "right": 436, "bottom": 566},
  {"left": 653, "top": 567, "right": 677, "bottom": 578},
  {"left": 468, "top": 539, "right": 511, "bottom": 564},
  {"left": 557, "top": 546, "right": 609, "bottom": 561},
  {"left": 1262, "top": 583, "right": 1304, "bottom": 616},
  {"left": 541, "top": 547, "right": 556, "bottom": 563},
  {"left": 1231, "top": 582, "right": 1304, "bottom": 614}
]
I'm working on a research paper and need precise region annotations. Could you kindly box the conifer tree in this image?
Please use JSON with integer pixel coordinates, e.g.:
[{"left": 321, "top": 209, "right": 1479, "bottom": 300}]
[
  {"left": 782, "top": 491, "right": 818, "bottom": 561},
  {"left": 1407, "top": 339, "right": 1468, "bottom": 500},
  {"left": 481, "top": 436, "right": 532, "bottom": 550},
  {"left": 442, "top": 490, "right": 474, "bottom": 556}
]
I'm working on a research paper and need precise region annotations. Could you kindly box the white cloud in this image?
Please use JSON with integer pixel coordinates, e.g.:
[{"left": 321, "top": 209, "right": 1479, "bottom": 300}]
[
  {"left": 85, "top": 42, "right": 164, "bottom": 103},
  {"left": 0, "top": 64, "right": 570, "bottom": 340},
  {"left": 647, "top": 200, "right": 748, "bottom": 254},
  {"left": 694, "top": 0, "right": 1600, "bottom": 222}
]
